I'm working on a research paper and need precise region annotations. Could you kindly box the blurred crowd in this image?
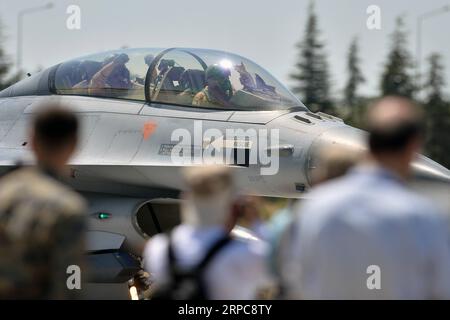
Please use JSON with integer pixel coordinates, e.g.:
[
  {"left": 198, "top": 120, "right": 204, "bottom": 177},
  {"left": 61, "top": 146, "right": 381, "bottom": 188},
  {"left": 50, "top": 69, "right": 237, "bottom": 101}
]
[{"left": 0, "top": 96, "right": 449, "bottom": 300}]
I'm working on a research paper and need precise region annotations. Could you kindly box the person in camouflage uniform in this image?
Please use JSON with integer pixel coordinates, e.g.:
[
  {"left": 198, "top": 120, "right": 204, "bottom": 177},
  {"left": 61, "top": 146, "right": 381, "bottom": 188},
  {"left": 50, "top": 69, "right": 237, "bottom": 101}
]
[
  {"left": 0, "top": 106, "right": 86, "bottom": 299},
  {"left": 192, "top": 64, "right": 234, "bottom": 108}
]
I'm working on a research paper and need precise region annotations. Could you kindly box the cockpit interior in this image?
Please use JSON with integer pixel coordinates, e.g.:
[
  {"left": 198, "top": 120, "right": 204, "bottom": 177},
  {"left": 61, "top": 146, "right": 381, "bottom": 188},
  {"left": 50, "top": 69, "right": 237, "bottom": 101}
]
[{"left": 0, "top": 48, "right": 307, "bottom": 112}]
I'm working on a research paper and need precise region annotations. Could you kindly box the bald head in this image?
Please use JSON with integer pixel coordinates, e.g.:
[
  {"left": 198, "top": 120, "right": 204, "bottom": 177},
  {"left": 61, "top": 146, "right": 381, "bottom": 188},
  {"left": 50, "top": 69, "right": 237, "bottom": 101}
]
[{"left": 366, "top": 96, "right": 424, "bottom": 155}]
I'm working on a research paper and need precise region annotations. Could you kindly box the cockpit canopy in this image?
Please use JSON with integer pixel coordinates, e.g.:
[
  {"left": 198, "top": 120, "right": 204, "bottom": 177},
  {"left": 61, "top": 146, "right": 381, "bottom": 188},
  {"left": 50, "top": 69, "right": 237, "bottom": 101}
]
[
  {"left": 5, "top": 48, "right": 308, "bottom": 111},
  {"left": 54, "top": 48, "right": 154, "bottom": 101}
]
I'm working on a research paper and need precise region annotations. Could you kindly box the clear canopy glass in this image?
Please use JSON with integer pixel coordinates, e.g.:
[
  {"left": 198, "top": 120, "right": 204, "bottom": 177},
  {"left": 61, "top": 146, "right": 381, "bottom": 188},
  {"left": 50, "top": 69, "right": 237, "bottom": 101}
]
[
  {"left": 54, "top": 47, "right": 307, "bottom": 111},
  {"left": 54, "top": 48, "right": 160, "bottom": 101}
]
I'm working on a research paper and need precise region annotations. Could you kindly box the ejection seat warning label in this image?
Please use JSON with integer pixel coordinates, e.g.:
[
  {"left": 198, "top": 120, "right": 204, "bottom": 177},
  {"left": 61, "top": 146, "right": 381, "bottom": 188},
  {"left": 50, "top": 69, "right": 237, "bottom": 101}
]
[{"left": 177, "top": 304, "right": 272, "bottom": 318}]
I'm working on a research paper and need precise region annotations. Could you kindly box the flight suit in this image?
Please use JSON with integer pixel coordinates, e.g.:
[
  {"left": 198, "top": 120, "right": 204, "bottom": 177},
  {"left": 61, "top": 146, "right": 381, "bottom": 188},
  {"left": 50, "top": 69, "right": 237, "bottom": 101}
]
[
  {"left": 0, "top": 167, "right": 86, "bottom": 299},
  {"left": 192, "top": 87, "right": 228, "bottom": 108}
]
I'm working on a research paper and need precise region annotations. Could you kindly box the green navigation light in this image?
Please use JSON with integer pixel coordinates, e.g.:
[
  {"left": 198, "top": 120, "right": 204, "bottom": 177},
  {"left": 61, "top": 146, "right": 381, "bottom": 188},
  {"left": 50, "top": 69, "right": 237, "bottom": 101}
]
[{"left": 98, "top": 212, "right": 111, "bottom": 220}]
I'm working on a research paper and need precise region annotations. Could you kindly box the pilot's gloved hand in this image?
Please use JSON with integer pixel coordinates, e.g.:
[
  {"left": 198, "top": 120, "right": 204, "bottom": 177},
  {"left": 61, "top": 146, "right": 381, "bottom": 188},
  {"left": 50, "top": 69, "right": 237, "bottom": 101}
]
[{"left": 133, "top": 270, "right": 152, "bottom": 292}]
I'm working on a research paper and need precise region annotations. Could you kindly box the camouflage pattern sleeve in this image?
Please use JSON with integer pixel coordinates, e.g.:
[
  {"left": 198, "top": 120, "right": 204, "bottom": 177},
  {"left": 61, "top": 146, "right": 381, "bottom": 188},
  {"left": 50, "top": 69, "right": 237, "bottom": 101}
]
[{"left": 48, "top": 201, "right": 86, "bottom": 300}]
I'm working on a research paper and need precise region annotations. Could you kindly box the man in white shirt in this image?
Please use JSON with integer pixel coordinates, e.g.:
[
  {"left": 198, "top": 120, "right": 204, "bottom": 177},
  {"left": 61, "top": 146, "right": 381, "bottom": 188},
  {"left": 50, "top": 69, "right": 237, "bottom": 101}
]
[
  {"left": 143, "top": 165, "right": 271, "bottom": 299},
  {"left": 284, "top": 96, "right": 450, "bottom": 299}
]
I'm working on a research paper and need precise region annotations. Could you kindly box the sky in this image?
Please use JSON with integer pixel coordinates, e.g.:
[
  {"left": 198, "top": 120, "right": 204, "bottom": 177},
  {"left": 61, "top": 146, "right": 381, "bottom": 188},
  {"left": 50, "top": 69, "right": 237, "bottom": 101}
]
[{"left": 0, "top": 0, "right": 449, "bottom": 98}]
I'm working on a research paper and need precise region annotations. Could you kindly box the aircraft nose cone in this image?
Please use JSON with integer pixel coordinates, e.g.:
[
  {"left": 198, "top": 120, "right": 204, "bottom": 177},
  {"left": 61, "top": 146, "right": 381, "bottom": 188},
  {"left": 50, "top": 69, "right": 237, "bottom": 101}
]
[
  {"left": 308, "top": 124, "right": 450, "bottom": 185},
  {"left": 307, "top": 125, "right": 367, "bottom": 184},
  {"left": 412, "top": 155, "right": 450, "bottom": 184}
]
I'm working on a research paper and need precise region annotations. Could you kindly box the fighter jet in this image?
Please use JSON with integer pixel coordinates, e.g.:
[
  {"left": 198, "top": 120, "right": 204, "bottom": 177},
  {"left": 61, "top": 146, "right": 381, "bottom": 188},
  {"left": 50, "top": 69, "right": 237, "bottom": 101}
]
[{"left": 0, "top": 47, "right": 448, "bottom": 298}]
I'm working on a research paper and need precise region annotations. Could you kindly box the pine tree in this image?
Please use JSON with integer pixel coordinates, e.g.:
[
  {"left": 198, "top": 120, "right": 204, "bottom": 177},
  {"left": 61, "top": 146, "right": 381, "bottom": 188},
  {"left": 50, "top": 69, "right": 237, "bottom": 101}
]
[
  {"left": 290, "top": 1, "right": 333, "bottom": 113},
  {"left": 423, "top": 53, "right": 450, "bottom": 168},
  {"left": 380, "top": 16, "right": 415, "bottom": 98},
  {"left": 344, "top": 37, "right": 365, "bottom": 120},
  {"left": 0, "top": 18, "right": 10, "bottom": 90}
]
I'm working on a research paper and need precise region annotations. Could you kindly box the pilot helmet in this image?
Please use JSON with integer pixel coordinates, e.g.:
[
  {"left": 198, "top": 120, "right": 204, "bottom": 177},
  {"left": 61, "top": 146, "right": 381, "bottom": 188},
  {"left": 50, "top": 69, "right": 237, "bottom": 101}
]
[
  {"left": 205, "top": 64, "right": 232, "bottom": 97},
  {"left": 205, "top": 64, "right": 231, "bottom": 80},
  {"left": 158, "top": 59, "right": 175, "bottom": 72}
]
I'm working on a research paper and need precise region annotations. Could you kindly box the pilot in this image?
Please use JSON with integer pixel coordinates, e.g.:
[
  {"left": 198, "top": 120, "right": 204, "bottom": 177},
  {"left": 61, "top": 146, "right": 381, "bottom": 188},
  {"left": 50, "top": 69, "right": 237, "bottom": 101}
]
[
  {"left": 153, "top": 59, "right": 175, "bottom": 86},
  {"left": 89, "top": 53, "right": 131, "bottom": 95},
  {"left": 150, "top": 59, "right": 177, "bottom": 100},
  {"left": 72, "top": 60, "right": 102, "bottom": 90},
  {"left": 177, "top": 69, "right": 206, "bottom": 104},
  {"left": 192, "top": 64, "right": 234, "bottom": 108},
  {"left": 56, "top": 60, "right": 83, "bottom": 89}
]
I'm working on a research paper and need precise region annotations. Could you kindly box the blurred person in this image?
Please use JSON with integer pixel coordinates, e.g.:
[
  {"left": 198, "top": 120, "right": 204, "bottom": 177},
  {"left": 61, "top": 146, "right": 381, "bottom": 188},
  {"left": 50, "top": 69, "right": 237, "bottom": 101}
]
[
  {"left": 0, "top": 106, "right": 86, "bottom": 299},
  {"left": 283, "top": 96, "right": 450, "bottom": 299},
  {"left": 272, "top": 146, "right": 360, "bottom": 298},
  {"left": 143, "top": 165, "right": 271, "bottom": 300}
]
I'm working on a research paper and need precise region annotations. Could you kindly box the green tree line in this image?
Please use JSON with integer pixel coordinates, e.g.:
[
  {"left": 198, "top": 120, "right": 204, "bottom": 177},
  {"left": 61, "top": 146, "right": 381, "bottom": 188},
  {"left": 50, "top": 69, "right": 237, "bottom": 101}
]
[
  {"left": 291, "top": 3, "right": 450, "bottom": 168},
  {"left": 0, "top": 19, "right": 20, "bottom": 91}
]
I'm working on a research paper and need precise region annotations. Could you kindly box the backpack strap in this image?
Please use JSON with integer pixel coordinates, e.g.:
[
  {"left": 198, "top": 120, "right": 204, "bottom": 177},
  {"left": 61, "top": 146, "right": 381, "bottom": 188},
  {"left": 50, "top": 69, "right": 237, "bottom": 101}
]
[
  {"left": 166, "top": 232, "right": 231, "bottom": 275},
  {"left": 195, "top": 235, "right": 231, "bottom": 272},
  {"left": 167, "top": 232, "right": 178, "bottom": 278}
]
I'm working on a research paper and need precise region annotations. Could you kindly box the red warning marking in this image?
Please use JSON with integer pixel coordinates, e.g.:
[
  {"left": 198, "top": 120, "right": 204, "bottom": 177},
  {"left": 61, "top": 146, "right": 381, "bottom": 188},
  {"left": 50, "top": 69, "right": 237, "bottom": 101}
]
[{"left": 143, "top": 121, "right": 157, "bottom": 140}]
